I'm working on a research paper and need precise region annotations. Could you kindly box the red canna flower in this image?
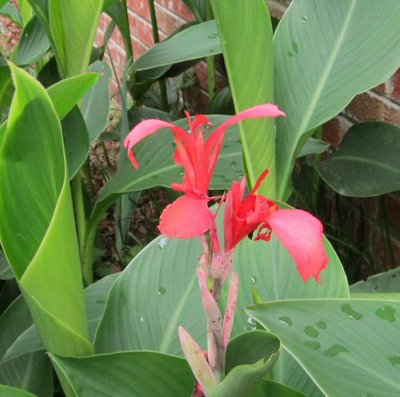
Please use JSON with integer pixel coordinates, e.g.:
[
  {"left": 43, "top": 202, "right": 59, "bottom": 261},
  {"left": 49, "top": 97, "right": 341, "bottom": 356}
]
[
  {"left": 223, "top": 170, "right": 328, "bottom": 282},
  {"left": 124, "top": 105, "right": 285, "bottom": 240}
]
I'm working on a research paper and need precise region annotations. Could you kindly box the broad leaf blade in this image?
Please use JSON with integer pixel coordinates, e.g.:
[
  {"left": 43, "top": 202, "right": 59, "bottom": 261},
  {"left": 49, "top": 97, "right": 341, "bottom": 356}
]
[
  {"left": 0, "top": 64, "right": 92, "bottom": 356},
  {"left": 49, "top": 0, "right": 103, "bottom": 76},
  {"left": 133, "top": 20, "right": 221, "bottom": 71},
  {"left": 94, "top": 237, "right": 206, "bottom": 354},
  {"left": 81, "top": 61, "right": 111, "bottom": 142},
  {"left": 51, "top": 351, "right": 195, "bottom": 397},
  {"left": 210, "top": 0, "right": 276, "bottom": 197},
  {"left": 47, "top": 72, "right": 99, "bottom": 120},
  {"left": 0, "top": 385, "right": 37, "bottom": 397},
  {"left": 313, "top": 122, "right": 400, "bottom": 197},
  {"left": 12, "top": 15, "right": 50, "bottom": 65},
  {"left": 248, "top": 299, "right": 400, "bottom": 396},
  {"left": 275, "top": 0, "right": 400, "bottom": 199},
  {"left": 351, "top": 266, "right": 400, "bottom": 293}
]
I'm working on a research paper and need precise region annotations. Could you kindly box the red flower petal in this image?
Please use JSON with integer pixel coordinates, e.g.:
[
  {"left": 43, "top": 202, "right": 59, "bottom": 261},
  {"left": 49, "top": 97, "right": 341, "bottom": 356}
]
[
  {"left": 158, "top": 194, "right": 213, "bottom": 238},
  {"left": 267, "top": 209, "right": 328, "bottom": 282},
  {"left": 124, "top": 119, "right": 188, "bottom": 169}
]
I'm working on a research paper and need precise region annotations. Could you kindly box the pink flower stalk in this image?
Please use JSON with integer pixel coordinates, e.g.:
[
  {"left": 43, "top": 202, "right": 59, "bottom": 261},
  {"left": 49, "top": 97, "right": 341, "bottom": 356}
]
[
  {"left": 223, "top": 169, "right": 328, "bottom": 282},
  {"left": 124, "top": 105, "right": 285, "bottom": 242}
]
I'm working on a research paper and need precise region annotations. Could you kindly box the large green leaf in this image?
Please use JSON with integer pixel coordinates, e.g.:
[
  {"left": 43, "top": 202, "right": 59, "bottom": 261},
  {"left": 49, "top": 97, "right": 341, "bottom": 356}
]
[
  {"left": 49, "top": 0, "right": 103, "bottom": 76},
  {"left": 210, "top": 0, "right": 276, "bottom": 197},
  {"left": 0, "top": 353, "right": 53, "bottom": 397},
  {"left": 3, "top": 273, "right": 119, "bottom": 362},
  {"left": 47, "top": 72, "right": 99, "bottom": 120},
  {"left": 0, "top": 385, "right": 37, "bottom": 397},
  {"left": 182, "top": 0, "right": 207, "bottom": 22},
  {"left": 313, "top": 122, "right": 400, "bottom": 197},
  {"left": 0, "top": 296, "right": 52, "bottom": 396},
  {"left": 81, "top": 61, "right": 111, "bottom": 142},
  {"left": 61, "top": 106, "right": 90, "bottom": 178},
  {"left": 274, "top": 0, "right": 400, "bottom": 199},
  {"left": 133, "top": 20, "right": 221, "bottom": 72},
  {"left": 51, "top": 351, "right": 195, "bottom": 397},
  {"left": 248, "top": 299, "right": 400, "bottom": 396},
  {"left": 94, "top": 237, "right": 206, "bottom": 354},
  {"left": 0, "top": 64, "right": 92, "bottom": 356},
  {"left": 12, "top": 15, "right": 50, "bottom": 65}
]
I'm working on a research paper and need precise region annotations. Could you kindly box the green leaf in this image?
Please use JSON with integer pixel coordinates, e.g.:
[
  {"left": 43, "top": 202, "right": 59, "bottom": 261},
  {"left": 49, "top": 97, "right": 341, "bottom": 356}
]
[
  {"left": 0, "top": 385, "right": 37, "bottom": 397},
  {"left": 19, "top": 0, "right": 33, "bottom": 26},
  {"left": 0, "top": 250, "right": 13, "bottom": 280},
  {"left": 274, "top": 0, "right": 400, "bottom": 199},
  {"left": 0, "top": 64, "right": 92, "bottom": 356},
  {"left": 61, "top": 106, "right": 90, "bottom": 178},
  {"left": 297, "top": 137, "right": 329, "bottom": 158},
  {"left": 49, "top": 0, "right": 103, "bottom": 76},
  {"left": 0, "top": 352, "right": 53, "bottom": 397},
  {"left": 50, "top": 351, "right": 195, "bottom": 397},
  {"left": 210, "top": 330, "right": 280, "bottom": 397},
  {"left": 3, "top": 273, "right": 119, "bottom": 362},
  {"left": 247, "top": 299, "right": 400, "bottom": 396},
  {"left": 94, "top": 237, "right": 206, "bottom": 354},
  {"left": 133, "top": 20, "right": 221, "bottom": 71},
  {"left": 12, "top": 15, "right": 50, "bottom": 65},
  {"left": 351, "top": 266, "right": 400, "bottom": 293},
  {"left": 0, "top": 3, "right": 22, "bottom": 26},
  {"left": 0, "top": 296, "right": 53, "bottom": 397},
  {"left": 81, "top": 61, "right": 111, "bottom": 142},
  {"left": 313, "top": 122, "right": 400, "bottom": 197},
  {"left": 251, "top": 380, "right": 306, "bottom": 397},
  {"left": 210, "top": 0, "right": 276, "bottom": 197},
  {"left": 47, "top": 72, "right": 99, "bottom": 120}
]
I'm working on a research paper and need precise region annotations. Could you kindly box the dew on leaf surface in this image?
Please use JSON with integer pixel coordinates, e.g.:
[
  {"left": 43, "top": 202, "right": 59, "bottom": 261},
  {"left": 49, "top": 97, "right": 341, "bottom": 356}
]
[
  {"left": 375, "top": 305, "right": 396, "bottom": 323},
  {"left": 304, "top": 325, "right": 319, "bottom": 338},
  {"left": 278, "top": 316, "right": 293, "bottom": 326},
  {"left": 323, "top": 344, "right": 349, "bottom": 358},
  {"left": 316, "top": 320, "right": 327, "bottom": 330},
  {"left": 158, "top": 286, "right": 167, "bottom": 296},
  {"left": 340, "top": 303, "right": 363, "bottom": 320},
  {"left": 388, "top": 356, "right": 400, "bottom": 367}
]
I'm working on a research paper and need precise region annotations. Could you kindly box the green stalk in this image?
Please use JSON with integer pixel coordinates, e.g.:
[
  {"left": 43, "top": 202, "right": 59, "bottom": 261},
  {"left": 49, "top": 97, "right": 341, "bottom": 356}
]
[
  {"left": 147, "top": 0, "right": 169, "bottom": 111},
  {"left": 72, "top": 173, "right": 91, "bottom": 284},
  {"left": 121, "top": 0, "right": 134, "bottom": 60},
  {"left": 206, "top": 0, "right": 217, "bottom": 101}
]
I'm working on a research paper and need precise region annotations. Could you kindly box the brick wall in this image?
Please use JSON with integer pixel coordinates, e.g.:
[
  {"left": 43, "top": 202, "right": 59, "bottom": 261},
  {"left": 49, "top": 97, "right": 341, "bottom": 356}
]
[{"left": 97, "top": 0, "right": 400, "bottom": 278}]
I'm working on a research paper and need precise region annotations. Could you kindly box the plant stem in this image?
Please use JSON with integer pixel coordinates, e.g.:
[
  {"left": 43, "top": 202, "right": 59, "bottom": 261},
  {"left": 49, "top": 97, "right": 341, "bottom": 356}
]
[
  {"left": 147, "top": 0, "right": 169, "bottom": 111},
  {"left": 206, "top": 0, "right": 216, "bottom": 101},
  {"left": 72, "top": 174, "right": 92, "bottom": 284}
]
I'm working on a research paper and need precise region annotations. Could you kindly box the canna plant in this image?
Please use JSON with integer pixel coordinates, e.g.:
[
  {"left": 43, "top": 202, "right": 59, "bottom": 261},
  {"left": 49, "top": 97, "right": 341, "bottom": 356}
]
[{"left": 0, "top": 0, "right": 400, "bottom": 396}]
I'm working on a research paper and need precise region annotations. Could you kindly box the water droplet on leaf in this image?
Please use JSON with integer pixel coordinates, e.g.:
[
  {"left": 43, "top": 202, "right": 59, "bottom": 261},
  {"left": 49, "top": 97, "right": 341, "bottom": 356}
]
[
  {"left": 279, "top": 316, "right": 293, "bottom": 326},
  {"left": 250, "top": 276, "right": 257, "bottom": 285},
  {"left": 341, "top": 303, "right": 363, "bottom": 320},
  {"left": 139, "top": 316, "right": 144, "bottom": 323},
  {"left": 304, "top": 341, "right": 320, "bottom": 350},
  {"left": 388, "top": 355, "right": 400, "bottom": 367},
  {"left": 323, "top": 344, "right": 349, "bottom": 357},
  {"left": 316, "top": 321, "right": 327, "bottom": 330},
  {"left": 304, "top": 325, "right": 319, "bottom": 338},
  {"left": 375, "top": 305, "right": 396, "bottom": 323},
  {"left": 158, "top": 286, "right": 167, "bottom": 296},
  {"left": 301, "top": 15, "right": 308, "bottom": 22},
  {"left": 158, "top": 237, "right": 168, "bottom": 249}
]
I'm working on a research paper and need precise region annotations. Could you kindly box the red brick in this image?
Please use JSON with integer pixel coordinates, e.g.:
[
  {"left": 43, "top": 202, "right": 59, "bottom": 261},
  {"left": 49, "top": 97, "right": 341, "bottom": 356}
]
[
  {"left": 346, "top": 91, "right": 400, "bottom": 126},
  {"left": 391, "top": 69, "right": 400, "bottom": 102},
  {"left": 133, "top": 40, "right": 150, "bottom": 59},
  {"left": 128, "top": 10, "right": 154, "bottom": 47},
  {"left": 155, "top": 3, "right": 185, "bottom": 35},
  {"left": 127, "top": 0, "right": 151, "bottom": 21},
  {"left": 322, "top": 115, "right": 353, "bottom": 148}
]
